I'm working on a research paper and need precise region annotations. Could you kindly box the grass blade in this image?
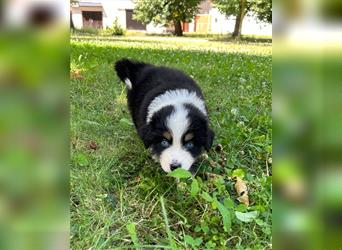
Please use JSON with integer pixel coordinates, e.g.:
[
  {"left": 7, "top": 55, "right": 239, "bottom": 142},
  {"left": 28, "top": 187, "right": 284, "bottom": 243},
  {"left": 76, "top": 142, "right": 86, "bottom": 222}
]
[
  {"left": 126, "top": 222, "right": 139, "bottom": 248},
  {"left": 160, "top": 196, "right": 176, "bottom": 250}
]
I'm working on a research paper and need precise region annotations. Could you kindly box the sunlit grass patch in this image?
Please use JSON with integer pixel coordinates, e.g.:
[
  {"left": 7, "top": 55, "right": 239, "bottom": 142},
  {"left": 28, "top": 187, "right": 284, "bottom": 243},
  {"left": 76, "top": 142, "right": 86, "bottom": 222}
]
[{"left": 71, "top": 34, "right": 272, "bottom": 56}]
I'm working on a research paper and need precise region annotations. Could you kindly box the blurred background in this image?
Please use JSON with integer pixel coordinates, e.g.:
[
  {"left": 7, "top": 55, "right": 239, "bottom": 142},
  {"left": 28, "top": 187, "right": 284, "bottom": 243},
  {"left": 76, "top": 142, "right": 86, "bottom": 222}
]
[
  {"left": 1, "top": 0, "right": 342, "bottom": 249},
  {"left": 0, "top": 0, "right": 69, "bottom": 249},
  {"left": 273, "top": 0, "right": 342, "bottom": 249}
]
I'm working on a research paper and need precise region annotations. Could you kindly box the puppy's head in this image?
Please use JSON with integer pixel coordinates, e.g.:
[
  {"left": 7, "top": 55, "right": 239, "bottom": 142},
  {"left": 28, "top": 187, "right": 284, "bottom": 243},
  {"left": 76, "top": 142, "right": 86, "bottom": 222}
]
[{"left": 140, "top": 104, "right": 214, "bottom": 173}]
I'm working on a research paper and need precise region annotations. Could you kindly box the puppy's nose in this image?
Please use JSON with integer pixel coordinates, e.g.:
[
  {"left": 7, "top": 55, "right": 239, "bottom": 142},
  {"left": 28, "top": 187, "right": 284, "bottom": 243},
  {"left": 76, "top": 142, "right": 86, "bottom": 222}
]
[{"left": 170, "top": 163, "right": 181, "bottom": 171}]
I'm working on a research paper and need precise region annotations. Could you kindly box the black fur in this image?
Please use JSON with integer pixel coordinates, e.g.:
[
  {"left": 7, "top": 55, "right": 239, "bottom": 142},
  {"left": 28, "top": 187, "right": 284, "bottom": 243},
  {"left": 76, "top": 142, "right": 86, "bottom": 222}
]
[{"left": 184, "top": 104, "right": 215, "bottom": 152}]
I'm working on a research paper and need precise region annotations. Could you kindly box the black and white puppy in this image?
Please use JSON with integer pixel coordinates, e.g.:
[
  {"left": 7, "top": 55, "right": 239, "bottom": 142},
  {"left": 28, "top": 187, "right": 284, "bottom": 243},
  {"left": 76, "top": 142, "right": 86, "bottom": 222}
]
[{"left": 114, "top": 58, "right": 214, "bottom": 173}]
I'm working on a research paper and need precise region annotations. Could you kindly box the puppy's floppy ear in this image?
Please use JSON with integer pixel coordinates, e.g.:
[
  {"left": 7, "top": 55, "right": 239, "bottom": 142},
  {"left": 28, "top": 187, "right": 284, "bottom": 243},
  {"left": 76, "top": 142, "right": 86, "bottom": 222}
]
[
  {"left": 205, "top": 128, "right": 215, "bottom": 151},
  {"left": 138, "top": 125, "right": 153, "bottom": 149}
]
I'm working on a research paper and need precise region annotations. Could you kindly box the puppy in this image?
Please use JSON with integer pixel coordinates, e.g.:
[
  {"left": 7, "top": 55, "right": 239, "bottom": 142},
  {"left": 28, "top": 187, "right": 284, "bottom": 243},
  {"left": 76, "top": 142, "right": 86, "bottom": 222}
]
[{"left": 115, "top": 58, "right": 214, "bottom": 173}]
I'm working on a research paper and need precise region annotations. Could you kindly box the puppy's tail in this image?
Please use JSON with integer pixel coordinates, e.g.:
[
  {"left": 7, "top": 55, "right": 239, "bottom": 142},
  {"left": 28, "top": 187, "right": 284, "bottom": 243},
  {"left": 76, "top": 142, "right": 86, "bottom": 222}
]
[{"left": 114, "top": 58, "right": 147, "bottom": 90}]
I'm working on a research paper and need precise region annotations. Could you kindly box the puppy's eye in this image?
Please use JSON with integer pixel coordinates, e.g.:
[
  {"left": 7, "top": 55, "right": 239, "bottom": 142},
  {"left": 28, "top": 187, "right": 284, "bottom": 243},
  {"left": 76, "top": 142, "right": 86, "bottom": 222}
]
[
  {"left": 184, "top": 141, "right": 194, "bottom": 149},
  {"left": 160, "top": 139, "right": 170, "bottom": 147}
]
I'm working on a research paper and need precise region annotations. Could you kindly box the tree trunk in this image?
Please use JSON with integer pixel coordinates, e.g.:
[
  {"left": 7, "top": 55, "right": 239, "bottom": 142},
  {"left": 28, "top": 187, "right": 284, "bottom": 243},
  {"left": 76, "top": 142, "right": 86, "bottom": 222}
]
[
  {"left": 174, "top": 20, "right": 183, "bottom": 36},
  {"left": 232, "top": 0, "right": 246, "bottom": 39}
]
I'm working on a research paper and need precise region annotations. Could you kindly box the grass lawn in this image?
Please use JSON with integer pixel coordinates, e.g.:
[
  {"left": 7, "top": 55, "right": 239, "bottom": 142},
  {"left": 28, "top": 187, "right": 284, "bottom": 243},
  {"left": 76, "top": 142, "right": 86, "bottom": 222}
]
[{"left": 70, "top": 34, "right": 272, "bottom": 249}]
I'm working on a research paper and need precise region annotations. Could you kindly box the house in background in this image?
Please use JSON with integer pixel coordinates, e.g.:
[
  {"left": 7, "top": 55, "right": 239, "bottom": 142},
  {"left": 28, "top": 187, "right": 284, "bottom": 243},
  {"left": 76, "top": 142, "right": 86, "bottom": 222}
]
[
  {"left": 183, "top": 0, "right": 272, "bottom": 35},
  {"left": 71, "top": 0, "right": 148, "bottom": 31},
  {"left": 71, "top": 0, "right": 271, "bottom": 36}
]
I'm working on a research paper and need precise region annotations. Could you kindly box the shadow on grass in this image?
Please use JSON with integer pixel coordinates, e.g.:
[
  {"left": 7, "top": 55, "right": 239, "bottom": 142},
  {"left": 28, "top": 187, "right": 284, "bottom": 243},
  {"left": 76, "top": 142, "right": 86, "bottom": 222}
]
[
  {"left": 209, "top": 35, "right": 272, "bottom": 44},
  {"left": 71, "top": 36, "right": 174, "bottom": 45},
  {"left": 144, "top": 32, "right": 272, "bottom": 42}
]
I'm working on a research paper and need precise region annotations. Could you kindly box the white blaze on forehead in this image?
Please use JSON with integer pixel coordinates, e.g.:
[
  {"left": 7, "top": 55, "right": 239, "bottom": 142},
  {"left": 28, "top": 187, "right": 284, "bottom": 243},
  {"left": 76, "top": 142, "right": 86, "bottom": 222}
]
[
  {"left": 167, "top": 105, "right": 189, "bottom": 146},
  {"left": 146, "top": 89, "right": 206, "bottom": 124}
]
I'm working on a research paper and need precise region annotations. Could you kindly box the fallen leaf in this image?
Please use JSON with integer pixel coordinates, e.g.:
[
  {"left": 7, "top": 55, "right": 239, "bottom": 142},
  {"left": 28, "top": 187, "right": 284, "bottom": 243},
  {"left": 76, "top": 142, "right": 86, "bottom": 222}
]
[
  {"left": 237, "top": 193, "right": 249, "bottom": 206},
  {"left": 234, "top": 177, "right": 247, "bottom": 195},
  {"left": 234, "top": 177, "right": 249, "bottom": 206},
  {"left": 70, "top": 70, "right": 84, "bottom": 80},
  {"left": 89, "top": 141, "right": 98, "bottom": 150}
]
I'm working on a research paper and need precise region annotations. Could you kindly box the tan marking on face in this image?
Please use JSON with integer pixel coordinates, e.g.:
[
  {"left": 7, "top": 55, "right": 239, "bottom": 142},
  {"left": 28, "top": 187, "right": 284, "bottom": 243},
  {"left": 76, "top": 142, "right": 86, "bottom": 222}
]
[
  {"left": 163, "top": 131, "right": 172, "bottom": 141},
  {"left": 184, "top": 133, "right": 194, "bottom": 141}
]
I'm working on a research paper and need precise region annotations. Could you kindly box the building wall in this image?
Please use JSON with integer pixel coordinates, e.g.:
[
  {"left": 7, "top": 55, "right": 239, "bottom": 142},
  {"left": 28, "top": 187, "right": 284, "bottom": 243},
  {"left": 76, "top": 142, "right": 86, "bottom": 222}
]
[
  {"left": 242, "top": 14, "right": 272, "bottom": 36},
  {"left": 210, "top": 8, "right": 272, "bottom": 36},
  {"left": 72, "top": 0, "right": 162, "bottom": 32},
  {"left": 71, "top": 0, "right": 134, "bottom": 30},
  {"left": 195, "top": 14, "right": 212, "bottom": 32},
  {"left": 210, "top": 8, "right": 231, "bottom": 33},
  {"left": 71, "top": 8, "right": 83, "bottom": 30},
  {"left": 101, "top": 0, "right": 164, "bottom": 32},
  {"left": 101, "top": 0, "right": 134, "bottom": 29},
  {"left": 188, "top": 21, "right": 195, "bottom": 32}
]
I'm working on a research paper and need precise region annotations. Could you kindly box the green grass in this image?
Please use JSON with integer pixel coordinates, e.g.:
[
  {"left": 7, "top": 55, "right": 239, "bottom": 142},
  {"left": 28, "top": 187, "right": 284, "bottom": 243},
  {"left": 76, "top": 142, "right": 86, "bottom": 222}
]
[{"left": 70, "top": 35, "right": 272, "bottom": 249}]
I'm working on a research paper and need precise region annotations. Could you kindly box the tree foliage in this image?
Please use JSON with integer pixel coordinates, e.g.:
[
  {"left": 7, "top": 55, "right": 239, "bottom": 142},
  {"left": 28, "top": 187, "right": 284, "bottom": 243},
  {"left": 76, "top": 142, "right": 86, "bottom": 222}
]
[
  {"left": 214, "top": 0, "right": 272, "bottom": 23},
  {"left": 133, "top": 0, "right": 202, "bottom": 36},
  {"left": 253, "top": 0, "right": 272, "bottom": 23},
  {"left": 213, "top": 0, "right": 272, "bottom": 38},
  {"left": 214, "top": 0, "right": 252, "bottom": 17}
]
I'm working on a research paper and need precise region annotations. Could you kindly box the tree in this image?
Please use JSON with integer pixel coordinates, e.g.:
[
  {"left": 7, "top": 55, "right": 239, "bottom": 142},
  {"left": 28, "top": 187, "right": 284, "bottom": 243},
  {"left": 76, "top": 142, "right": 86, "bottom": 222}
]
[
  {"left": 253, "top": 0, "right": 272, "bottom": 23},
  {"left": 133, "top": 0, "right": 202, "bottom": 36},
  {"left": 213, "top": 0, "right": 272, "bottom": 39}
]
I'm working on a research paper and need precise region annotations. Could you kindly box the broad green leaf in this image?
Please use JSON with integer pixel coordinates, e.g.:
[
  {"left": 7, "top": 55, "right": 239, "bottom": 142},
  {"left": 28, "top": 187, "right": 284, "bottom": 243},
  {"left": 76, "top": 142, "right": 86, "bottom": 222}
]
[
  {"left": 211, "top": 201, "right": 218, "bottom": 209},
  {"left": 75, "top": 153, "right": 89, "bottom": 167},
  {"left": 232, "top": 168, "right": 245, "bottom": 178},
  {"left": 184, "top": 235, "right": 202, "bottom": 247},
  {"left": 200, "top": 221, "right": 209, "bottom": 233},
  {"left": 194, "top": 237, "right": 203, "bottom": 246},
  {"left": 235, "top": 204, "right": 248, "bottom": 212},
  {"left": 224, "top": 198, "right": 234, "bottom": 209},
  {"left": 201, "top": 192, "right": 213, "bottom": 202},
  {"left": 168, "top": 168, "right": 192, "bottom": 179},
  {"left": 184, "top": 235, "right": 195, "bottom": 245},
  {"left": 255, "top": 219, "right": 265, "bottom": 226},
  {"left": 126, "top": 222, "right": 139, "bottom": 247},
  {"left": 216, "top": 200, "right": 231, "bottom": 232},
  {"left": 190, "top": 179, "right": 200, "bottom": 197},
  {"left": 235, "top": 211, "right": 259, "bottom": 222}
]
